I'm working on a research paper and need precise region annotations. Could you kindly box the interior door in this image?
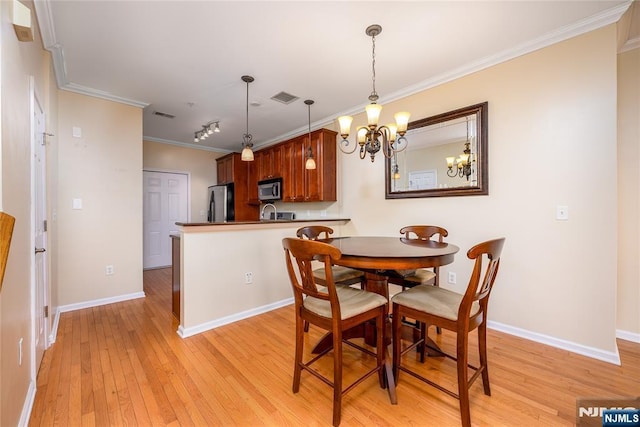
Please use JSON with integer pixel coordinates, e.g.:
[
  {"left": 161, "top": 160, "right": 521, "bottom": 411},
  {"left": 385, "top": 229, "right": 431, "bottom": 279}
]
[
  {"left": 143, "top": 171, "right": 189, "bottom": 269},
  {"left": 33, "top": 87, "right": 48, "bottom": 373}
]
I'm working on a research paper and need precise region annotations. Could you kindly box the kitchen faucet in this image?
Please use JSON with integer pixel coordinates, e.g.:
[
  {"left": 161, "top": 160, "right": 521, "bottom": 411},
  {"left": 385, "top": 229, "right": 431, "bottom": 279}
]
[{"left": 261, "top": 203, "right": 277, "bottom": 220}]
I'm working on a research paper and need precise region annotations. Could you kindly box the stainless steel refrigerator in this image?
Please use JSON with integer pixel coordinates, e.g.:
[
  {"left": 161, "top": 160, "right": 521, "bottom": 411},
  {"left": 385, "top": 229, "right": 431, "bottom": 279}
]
[{"left": 207, "top": 183, "right": 235, "bottom": 222}]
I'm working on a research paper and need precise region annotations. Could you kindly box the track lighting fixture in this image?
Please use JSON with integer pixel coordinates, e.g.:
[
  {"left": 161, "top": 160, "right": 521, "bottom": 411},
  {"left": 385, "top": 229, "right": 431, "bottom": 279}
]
[{"left": 193, "top": 121, "right": 221, "bottom": 143}]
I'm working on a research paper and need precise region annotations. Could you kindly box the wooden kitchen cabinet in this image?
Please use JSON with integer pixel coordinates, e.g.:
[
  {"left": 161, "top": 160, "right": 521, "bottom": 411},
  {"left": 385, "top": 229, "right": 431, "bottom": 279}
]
[
  {"left": 216, "top": 154, "right": 234, "bottom": 184},
  {"left": 215, "top": 153, "right": 259, "bottom": 220},
  {"left": 281, "top": 129, "right": 337, "bottom": 202},
  {"left": 257, "top": 145, "right": 283, "bottom": 181},
  {"left": 282, "top": 136, "right": 305, "bottom": 202}
]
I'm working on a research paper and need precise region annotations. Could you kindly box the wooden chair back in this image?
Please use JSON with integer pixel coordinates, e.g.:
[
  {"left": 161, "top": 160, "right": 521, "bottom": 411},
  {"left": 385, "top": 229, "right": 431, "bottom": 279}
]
[
  {"left": 399, "top": 225, "right": 448, "bottom": 242},
  {"left": 282, "top": 237, "right": 343, "bottom": 318},
  {"left": 296, "top": 225, "right": 334, "bottom": 241},
  {"left": 460, "top": 237, "right": 505, "bottom": 327},
  {"left": 0, "top": 212, "right": 16, "bottom": 292}
]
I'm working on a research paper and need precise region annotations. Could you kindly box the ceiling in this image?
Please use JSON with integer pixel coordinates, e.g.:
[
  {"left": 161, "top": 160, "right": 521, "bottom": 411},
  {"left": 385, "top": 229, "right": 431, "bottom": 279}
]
[{"left": 35, "top": 1, "right": 635, "bottom": 154}]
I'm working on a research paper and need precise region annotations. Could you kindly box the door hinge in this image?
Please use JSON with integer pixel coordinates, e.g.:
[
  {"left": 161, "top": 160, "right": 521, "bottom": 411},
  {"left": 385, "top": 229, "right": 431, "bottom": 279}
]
[
  {"left": 42, "top": 132, "right": 54, "bottom": 145},
  {"left": 44, "top": 305, "right": 49, "bottom": 318},
  {"left": 43, "top": 219, "right": 47, "bottom": 232}
]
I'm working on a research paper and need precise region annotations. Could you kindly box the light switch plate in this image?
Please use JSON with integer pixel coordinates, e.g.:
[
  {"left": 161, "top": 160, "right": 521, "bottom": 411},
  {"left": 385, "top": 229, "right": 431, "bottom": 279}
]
[
  {"left": 72, "top": 127, "right": 82, "bottom": 138},
  {"left": 72, "top": 198, "right": 83, "bottom": 210}
]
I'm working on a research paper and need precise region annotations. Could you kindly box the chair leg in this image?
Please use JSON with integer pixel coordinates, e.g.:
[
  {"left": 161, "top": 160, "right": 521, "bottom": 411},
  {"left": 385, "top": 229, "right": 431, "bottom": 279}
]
[
  {"left": 433, "top": 270, "right": 442, "bottom": 335},
  {"left": 332, "top": 329, "right": 343, "bottom": 427},
  {"left": 392, "top": 303, "right": 402, "bottom": 381},
  {"left": 419, "top": 322, "right": 427, "bottom": 363},
  {"left": 293, "top": 317, "right": 304, "bottom": 393},
  {"left": 376, "top": 308, "right": 385, "bottom": 388},
  {"left": 456, "top": 332, "right": 471, "bottom": 427},
  {"left": 303, "top": 320, "right": 309, "bottom": 332},
  {"left": 478, "top": 322, "right": 491, "bottom": 396}
]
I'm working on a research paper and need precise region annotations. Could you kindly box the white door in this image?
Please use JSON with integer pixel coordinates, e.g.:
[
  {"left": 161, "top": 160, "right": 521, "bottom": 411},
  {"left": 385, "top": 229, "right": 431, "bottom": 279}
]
[
  {"left": 143, "top": 171, "right": 189, "bottom": 269},
  {"left": 32, "top": 86, "right": 48, "bottom": 373}
]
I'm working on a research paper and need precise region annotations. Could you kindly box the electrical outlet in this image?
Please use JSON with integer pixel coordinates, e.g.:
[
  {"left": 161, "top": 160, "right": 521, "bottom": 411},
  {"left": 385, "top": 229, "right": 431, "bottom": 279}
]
[
  {"left": 556, "top": 205, "right": 569, "bottom": 220},
  {"left": 448, "top": 272, "right": 457, "bottom": 284},
  {"left": 105, "top": 265, "right": 114, "bottom": 275},
  {"left": 244, "top": 272, "right": 253, "bottom": 284}
]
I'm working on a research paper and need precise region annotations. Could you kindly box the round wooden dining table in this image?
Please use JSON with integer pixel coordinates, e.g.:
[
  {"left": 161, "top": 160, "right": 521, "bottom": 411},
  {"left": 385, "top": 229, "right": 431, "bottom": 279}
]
[
  {"left": 322, "top": 236, "right": 460, "bottom": 299},
  {"left": 315, "top": 236, "right": 460, "bottom": 402}
]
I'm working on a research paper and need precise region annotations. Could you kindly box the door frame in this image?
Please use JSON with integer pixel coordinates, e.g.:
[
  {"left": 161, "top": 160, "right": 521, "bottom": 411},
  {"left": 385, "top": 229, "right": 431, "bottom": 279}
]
[{"left": 30, "top": 77, "right": 49, "bottom": 379}]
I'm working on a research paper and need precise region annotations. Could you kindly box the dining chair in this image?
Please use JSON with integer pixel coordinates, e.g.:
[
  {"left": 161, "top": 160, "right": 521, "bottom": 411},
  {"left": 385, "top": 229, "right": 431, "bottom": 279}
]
[
  {"left": 391, "top": 237, "right": 505, "bottom": 427},
  {"left": 282, "top": 237, "right": 388, "bottom": 427},
  {"left": 388, "top": 225, "right": 448, "bottom": 290},
  {"left": 388, "top": 225, "right": 448, "bottom": 338},
  {"left": 296, "top": 226, "right": 365, "bottom": 287},
  {"left": 296, "top": 226, "right": 365, "bottom": 332},
  {"left": 0, "top": 212, "right": 16, "bottom": 292}
]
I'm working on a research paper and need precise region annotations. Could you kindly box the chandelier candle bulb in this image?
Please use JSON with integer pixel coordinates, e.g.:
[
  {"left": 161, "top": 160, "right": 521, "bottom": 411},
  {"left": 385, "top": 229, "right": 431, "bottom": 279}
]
[
  {"left": 366, "top": 103, "right": 383, "bottom": 126},
  {"left": 394, "top": 112, "right": 411, "bottom": 134}
]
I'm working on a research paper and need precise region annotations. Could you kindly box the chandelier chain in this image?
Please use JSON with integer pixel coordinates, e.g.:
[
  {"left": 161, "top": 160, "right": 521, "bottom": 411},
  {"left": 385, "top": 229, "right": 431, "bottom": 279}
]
[{"left": 370, "top": 32, "right": 378, "bottom": 101}]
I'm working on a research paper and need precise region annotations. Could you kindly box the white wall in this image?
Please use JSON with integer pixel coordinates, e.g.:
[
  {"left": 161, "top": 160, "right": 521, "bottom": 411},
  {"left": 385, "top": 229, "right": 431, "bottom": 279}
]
[
  {"left": 143, "top": 140, "right": 219, "bottom": 223},
  {"left": 56, "top": 91, "right": 143, "bottom": 306},
  {"left": 340, "top": 26, "right": 619, "bottom": 358},
  {"left": 0, "top": 0, "right": 54, "bottom": 423},
  {"left": 617, "top": 46, "right": 640, "bottom": 338}
]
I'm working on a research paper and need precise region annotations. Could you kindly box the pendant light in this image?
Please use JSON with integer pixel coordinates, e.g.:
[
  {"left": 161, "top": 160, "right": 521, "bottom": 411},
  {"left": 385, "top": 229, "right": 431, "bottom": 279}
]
[
  {"left": 240, "top": 75, "right": 255, "bottom": 161},
  {"left": 304, "top": 99, "right": 316, "bottom": 170}
]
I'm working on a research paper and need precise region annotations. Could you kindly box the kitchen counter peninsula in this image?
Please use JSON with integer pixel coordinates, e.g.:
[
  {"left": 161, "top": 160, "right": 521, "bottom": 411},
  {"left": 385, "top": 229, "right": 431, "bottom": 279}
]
[
  {"left": 176, "top": 217, "right": 350, "bottom": 227},
  {"left": 173, "top": 218, "right": 350, "bottom": 338}
]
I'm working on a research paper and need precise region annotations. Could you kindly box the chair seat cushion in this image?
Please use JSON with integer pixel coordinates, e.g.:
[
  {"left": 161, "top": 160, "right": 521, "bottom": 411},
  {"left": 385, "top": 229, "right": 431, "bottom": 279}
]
[
  {"left": 304, "top": 287, "right": 387, "bottom": 320},
  {"left": 391, "top": 285, "right": 479, "bottom": 321},
  {"left": 313, "top": 266, "right": 364, "bottom": 283},
  {"left": 402, "top": 269, "right": 436, "bottom": 285}
]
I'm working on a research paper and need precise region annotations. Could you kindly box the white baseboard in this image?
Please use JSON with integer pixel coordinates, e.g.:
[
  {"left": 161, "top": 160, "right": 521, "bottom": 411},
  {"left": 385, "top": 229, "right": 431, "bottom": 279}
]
[
  {"left": 58, "top": 291, "right": 145, "bottom": 313},
  {"left": 487, "top": 320, "right": 621, "bottom": 366},
  {"left": 616, "top": 329, "right": 640, "bottom": 343},
  {"left": 178, "top": 297, "right": 294, "bottom": 338},
  {"left": 18, "top": 380, "right": 36, "bottom": 427},
  {"left": 49, "top": 307, "right": 61, "bottom": 344}
]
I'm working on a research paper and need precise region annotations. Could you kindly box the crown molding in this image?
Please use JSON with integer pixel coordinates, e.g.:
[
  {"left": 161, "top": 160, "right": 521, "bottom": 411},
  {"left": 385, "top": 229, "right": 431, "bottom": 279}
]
[
  {"left": 63, "top": 83, "right": 148, "bottom": 108},
  {"left": 334, "top": 0, "right": 634, "bottom": 118},
  {"left": 620, "top": 35, "right": 640, "bottom": 53},
  {"left": 34, "top": 0, "right": 148, "bottom": 108}
]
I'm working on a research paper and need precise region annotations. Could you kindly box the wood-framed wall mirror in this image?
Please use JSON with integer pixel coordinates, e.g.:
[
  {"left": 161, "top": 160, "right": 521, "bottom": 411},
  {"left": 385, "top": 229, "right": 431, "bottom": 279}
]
[{"left": 385, "top": 102, "right": 488, "bottom": 199}]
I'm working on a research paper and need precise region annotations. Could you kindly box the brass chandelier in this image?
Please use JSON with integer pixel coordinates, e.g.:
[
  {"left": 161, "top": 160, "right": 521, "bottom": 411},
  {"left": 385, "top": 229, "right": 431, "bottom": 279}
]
[
  {"left": 337, "top": 24, "right": 410, "bottom": 162},
  {"left": 446, "top": 118, "right": 473, "bottom": 180}
]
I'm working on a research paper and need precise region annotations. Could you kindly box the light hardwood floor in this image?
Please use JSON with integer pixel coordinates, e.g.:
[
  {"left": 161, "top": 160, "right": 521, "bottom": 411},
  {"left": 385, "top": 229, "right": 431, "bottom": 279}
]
[{"left": 29, "top": 268, "right": 639, "bottom": 426}]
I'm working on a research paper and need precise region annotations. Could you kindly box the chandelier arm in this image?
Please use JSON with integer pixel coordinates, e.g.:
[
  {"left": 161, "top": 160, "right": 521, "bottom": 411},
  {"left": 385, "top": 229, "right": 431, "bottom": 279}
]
[{"left": 338, "top": 138, "right": 358, "bottom": 154}]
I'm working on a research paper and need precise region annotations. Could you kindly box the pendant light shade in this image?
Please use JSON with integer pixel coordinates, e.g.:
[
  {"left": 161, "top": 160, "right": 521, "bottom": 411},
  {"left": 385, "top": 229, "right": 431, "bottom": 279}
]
[
  {"left": 304, "top": 99, "right": 316, "bottom": 170},
  {"left": 240, "top": 75, "right": 255, "bottom": 161}
]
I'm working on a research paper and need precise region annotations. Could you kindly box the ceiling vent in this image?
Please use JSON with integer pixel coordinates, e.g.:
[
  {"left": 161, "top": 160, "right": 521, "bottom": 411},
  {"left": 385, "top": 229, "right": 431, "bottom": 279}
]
[
  {"left": 153, "top": 111, "right": 175, "bottom": 119},
  {"left": 270, "top": 91, "right": 299, "bottom": 105}
]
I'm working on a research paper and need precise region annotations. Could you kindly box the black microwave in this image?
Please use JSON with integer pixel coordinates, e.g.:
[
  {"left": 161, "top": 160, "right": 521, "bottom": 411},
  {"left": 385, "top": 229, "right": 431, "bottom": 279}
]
[{"left": 258, "top": 177, "right": 282, "bottom": 201}]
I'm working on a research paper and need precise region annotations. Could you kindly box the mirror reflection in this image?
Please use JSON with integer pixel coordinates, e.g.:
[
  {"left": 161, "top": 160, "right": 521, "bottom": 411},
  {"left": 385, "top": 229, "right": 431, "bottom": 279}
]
[{"left": 385, "top": 102, "right": 488, "bottom": 198}]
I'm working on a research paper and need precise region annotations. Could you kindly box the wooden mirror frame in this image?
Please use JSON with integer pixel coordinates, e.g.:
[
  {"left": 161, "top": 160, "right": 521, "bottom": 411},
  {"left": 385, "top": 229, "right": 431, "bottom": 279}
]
[{"left": 385, "top": 102, "right": 488, "bottom": 199}]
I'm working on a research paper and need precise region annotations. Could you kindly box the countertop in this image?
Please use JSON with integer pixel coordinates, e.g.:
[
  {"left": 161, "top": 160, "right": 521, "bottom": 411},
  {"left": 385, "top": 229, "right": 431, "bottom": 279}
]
[{"left": 176, "top": 218, "right": 350, "bottom": 227}]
